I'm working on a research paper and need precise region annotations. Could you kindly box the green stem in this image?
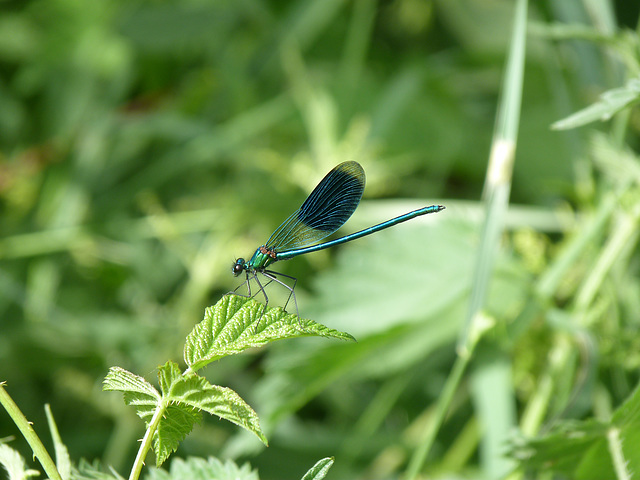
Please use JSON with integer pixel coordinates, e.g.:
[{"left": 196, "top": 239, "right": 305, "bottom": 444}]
[
  {"left": 575, "top": 205, "right": 640, "bottom": 313},
  {"left": 536, "top": 192, "right": 619, "bottom": 299},
  {"left": 607, "top": 427, "right": 631, "bottom": 480},
  {"left": 404, "top": 312, "right": 492, "bottom": 480},
  {"left": 519, "top": 335, "right": 572, "bottom": 435},
  {"left": 458, "top": 0, "right": 527, "bottom": 353},
  {"left": 0, "top": 382, "right": 63, "bottom": 480},
  {"left": 129, "top": 403, "right": 166, "bottom": 480},
  {"left": 403, "top": 348, "right": 470, "bottom": 480}
]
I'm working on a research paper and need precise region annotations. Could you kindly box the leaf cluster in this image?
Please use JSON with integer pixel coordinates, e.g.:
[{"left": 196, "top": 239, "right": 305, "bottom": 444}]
[{"left": 101, "top": 294, "right": 351, "bottom": 475}]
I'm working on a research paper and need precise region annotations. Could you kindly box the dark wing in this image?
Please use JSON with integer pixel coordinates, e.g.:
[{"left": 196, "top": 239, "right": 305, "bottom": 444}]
[{"left": 265, "top": 161, "right": 365, "bottom": 252}]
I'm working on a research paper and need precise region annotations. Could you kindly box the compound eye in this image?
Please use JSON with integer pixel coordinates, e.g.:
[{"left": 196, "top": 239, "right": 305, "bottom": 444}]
[{"left": 232, "top": 258, "right": 245, "bottom": 276}]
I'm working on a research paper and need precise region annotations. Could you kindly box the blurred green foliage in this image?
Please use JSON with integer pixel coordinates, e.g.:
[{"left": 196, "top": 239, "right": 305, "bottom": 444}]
[{"left": 2, "top": 1, "right": 640, "bottom": 479}]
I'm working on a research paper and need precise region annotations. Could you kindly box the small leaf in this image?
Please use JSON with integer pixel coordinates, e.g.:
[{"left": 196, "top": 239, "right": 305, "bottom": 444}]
[
  {"left": 612, "top": 379, "right": 640, "bottom": 427},
  {"left": 301, "top": 457, "right": 334, "bottom": 480},
  {"left": 154, "top": 404, "right": 201, "bottom": 466},
  {"left": 103, "top": 367, "right": 160, "bottom": 399},
  {"left": 552, "top": 78, "right": 640, "bottom": 130},
  {"left": 508, "top": 420, "right": 610, "bottom": 479},
  {"left": 104, "top": 362, "right": 267, "bottom": 467},
  {"left": 184, "top": 295, "right": 355, "bottom": 372},
  {"left": 158, "top": 361, "right": 182, "bottom": 396},
  {"left": 103, "top": 367, "right": 160, "bottom": 423},
  {"left": 508, "top": 382, "right": 640, "bottom": 479},
  {"left": 73, "top": 459, "right": 126, "bottom": 480},
  {"left": 168, "top": 373, "right": 267, "bottom": 446},
  {"left": 157, "top": 362, "right": 266, "bottom": 444},
  {"left": 144, "top": 457, "right": 258, "bottom": 480},
  {"left": 0, "top": 443, "right": 40, "bottom": 480}
]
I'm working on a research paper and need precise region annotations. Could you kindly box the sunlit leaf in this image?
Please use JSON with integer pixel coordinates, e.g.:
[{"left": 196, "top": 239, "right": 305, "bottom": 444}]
[
  {"left": 0, "top": 443, "right": 40, "bottom": 480},
  {"left": 508, "top": 383, "right": 640, "bottom": 479},
  {"left": 184, "top": 295, "right": 355, "bottom": 372},
  {"left": 103, "top": 367, "right": 160, "bottom": 423},
  {"left": 552, "top": 78, "right": 640, "bottom": 130},
  {"left": 301, "top": 457, "right": 334, "bottom": 480},
  {"left": 158, "top": 362, "right": 267, "bottom": 448},
  {"left": 104, "top": 362, "right": 267, "bottom": 466},
  {"left": 144, "top": 457, "right": 258, "bottom": 480}
]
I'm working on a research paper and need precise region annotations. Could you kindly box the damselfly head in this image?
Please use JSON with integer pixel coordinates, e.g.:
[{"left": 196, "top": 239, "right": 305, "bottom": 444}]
[{"left": 232, "top": 258, "right": 246, "bottom": 276}]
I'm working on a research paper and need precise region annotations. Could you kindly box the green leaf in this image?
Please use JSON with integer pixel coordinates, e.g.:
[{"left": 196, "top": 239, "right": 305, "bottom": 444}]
[
  {"left": 104, "top": 362, "right": 264, "bottom": 466},
  {"left": 104, "top": 360, "right": 267, "bottom": 466},
  {"left": 508, "top": 420, "right": 610, "bottom": 479},
  {"left": 72, "top": 459, "right": 126, "bottom": 480},
  {"left": 144, "top": 457, "right": 258, "bottom": 480},
  {"left": 154, "top": 404, "right": 201, "bottom": 466},
  {"left": 157, "top": 362, "right": 267, "bottom": 452},
  {"left": 301, "top": 457, "right": 334, "bottom": 480},
  {"left": 45, "top": 404, "right": 71, "bottom": 480},
  {"left": 0, "top": 443, "right": 40, "bottom": 480},
  {"left": 552, "top": 78, "right": 640, "bottom": 130},
  {"left": 508, "top": 383, "right": 640, "bottom": 479},
  {"left": 103, "top": 367, "right": 161, "bottom": 423},
  {"left": 184, "top": 295, "right": 355, "bottom": 372}
]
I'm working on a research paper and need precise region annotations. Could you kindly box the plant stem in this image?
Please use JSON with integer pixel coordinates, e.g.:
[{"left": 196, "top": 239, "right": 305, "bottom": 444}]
[
  {"left": 404, "top": 347, "right": 470, "bottom": 480},
  {"left": 129, "top": 403, "right": 166, "bottom": 480},
  {"left": 404, "top": 312, "right": 493, "bottom": 480},
  {"left": 607, "top": 427, "right": 631, "bottom": 480},
  {"left": 575, "top": 204, "right": 640, "bottom": 313},
  {"left": 536, "top": 192, "right": 619, "bottom": 299},
  {"left": 519, "top": 335, "right": 572, "bottom": 435},
  {"left": 0, "top": 382, "right": 63, "bottom": 480}
]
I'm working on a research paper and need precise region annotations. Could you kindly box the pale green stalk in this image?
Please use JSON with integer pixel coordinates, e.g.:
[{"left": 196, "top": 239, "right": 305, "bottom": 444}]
[
  {"left": 128, "top": 405, "right": 165, "bottom": 480},
  {"left": 0, "top": 383, "right": 63, "bottom": 480},
  {"left": 404, "top": 2, "right": 528, "bottom": 478}
]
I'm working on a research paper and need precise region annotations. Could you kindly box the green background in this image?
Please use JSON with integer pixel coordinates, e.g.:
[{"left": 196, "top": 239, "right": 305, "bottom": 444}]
[{"left": 2, "top": 1, "right": 640, "bottom": 479}]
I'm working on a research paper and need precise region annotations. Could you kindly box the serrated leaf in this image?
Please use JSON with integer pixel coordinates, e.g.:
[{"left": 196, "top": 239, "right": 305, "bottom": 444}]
[
  {"left": 157, "top": 362, "right": 266, "bottom": 446},
  {"left": 0, "top": 443, "right": 40, "bottom": 480},
  {"left": 103, "top": 367, "right": 160, "bottom": 423},
  {"left": 73, "top": 459, "right": 126, "bottom": 480},
  {"left": 155, "top": 404, "right": 202, "bottom": 466},
  {"left": 508, "top": 420, "right": 610, "bottom": 479},
  {"left": 508, "top": 382, "right": 640, "bottom": 479},
  {"left": 301, "top": 457, "right": 334, "bottom": 480},
  {"left": 158, "top": 360, "right": 182, "bottom": 396},
  {"left": 104, "top": 362, "right": 267, "bottom": 467},
  {"left": 152, "top": 362, "right": 267, "bottom": 465},
  {"left": 144, "top": 457, "right": 258, "bottom": 480},
  {"left": 103, "top": 367, "right": 160, "bottom": 399},
  {"left": 552, "top": 78, "right": 640, "bottom": 130},
  {"left": 184, "top": 295, "right": 355, "bottom": 372},
  {"left": 612, "top": 380, "right": 640, "bottom": 427}
]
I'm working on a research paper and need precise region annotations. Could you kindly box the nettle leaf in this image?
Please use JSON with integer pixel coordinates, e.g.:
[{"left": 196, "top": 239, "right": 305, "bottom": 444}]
[
  {"left": 104, "top": 362, "right": 266, "bottom": 466},
  {"left": 105, "top": 297, "right": 349, "bottom": 466},
  {"left": 157, "top": 361, "right": 267, "bottom": 455},
  {"left": 508, "top": 383, "right": 640, "bottom": 479},
  {"left": 612, "top": 379, "right": 640, "bottom": 427},
  {"left": 301, "top": 457, "right": 334, "bottom": 480},
  {"left": 103, "top": 367, "right": 161, "bottom": 423},
  {"left": 73, "top": 459, "right": 126, "bottom": 480},
  {"left": 144, "top": 457, "right": 258, "bottom": 480},
  {"left": 508, "top": 420, "right": 610, "bottom": 479},
  {"left": 0, "top": 443, "right": 40, "bottom": 480},
  {"left": 155, "top": 404, "right": 202, "bottom": 466},
  {"left": 552, "top": 77, "right": 640, "bottom": 130},
  {"left": 184, "top": 295, "right": 355, "bottom": 371}
]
